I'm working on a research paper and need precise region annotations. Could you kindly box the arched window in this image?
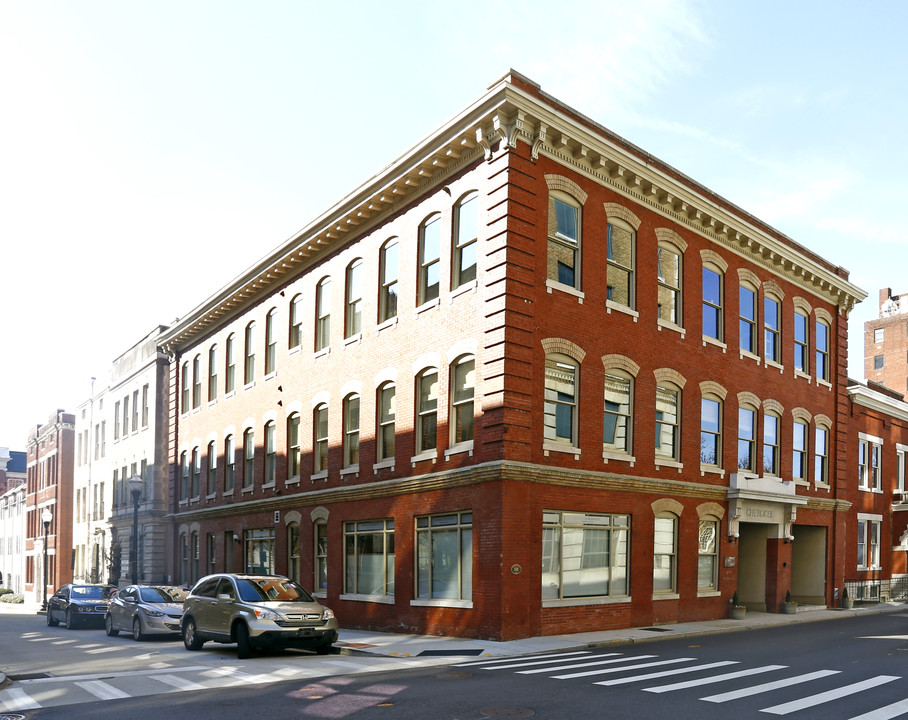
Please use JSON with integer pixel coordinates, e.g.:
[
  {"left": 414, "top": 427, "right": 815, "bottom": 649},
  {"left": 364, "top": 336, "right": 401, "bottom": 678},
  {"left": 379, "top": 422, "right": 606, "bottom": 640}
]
[
  {"left": 737, "top": 404, "right": 757, "bottom": 471},
  {"left": 288, "top": 521, "right": 300, "bottom": 583},
  {"left": 207, "top": 440, "right": 217, "bottom": 495},
  {"left": 208, "top": 344, "right": 218, "bottom": 402},
  {"left": 377, "top": 382, "right": 396, "bottom": 462},
  {"left": 225, "top": 333, "right": 236, "bottom": 393},
  {"left": 418, "top": 214, "right": 441, "bottom": 305},
  {"left": 180, "top": 451, "right": 189, "bottom": 501},
  {"left": 453, "top": 192, "right": 478, "bottom": 289},
  {"left": 224, "top": 434, "right": 235, "bottom": 493},
  {"left": 763, "top": 295, "right": 781, "bottom": 363},
  {"left": 180, "top": 533, "right": 189, "bottom": 584},
  {"left": 606, "top": 218, "right": 635, "bottom": 308},
  {"left": 794, "top": 310, "right": 810, "bottom": 373},
  {"left": 191, "top": 531, "right": 200, "bottom": 584},
  {"left": 702, "top": 265, "right": 724, "bottom": 341},
  {"left": 343, "top": 394, "right": 360, "bottom": 468},
  {"left": 244, "top": 321, "right": 256, "bottom": 385},
  {"left": 547, "top": 190, "right": 582, "bottom": 290},
  {"left": 345, "top": 259, "right": 363, "bottom": 338},
  {"left": 191, "top": 446, "right": 201, "bottom": 498},
  {"left": 287, "top": 413, "right": 301, "bottom": 479},
  {"left": 603, "top": 370, "right": 633, "bottom": 455},
  {"left": 544, "top": 355, "right": 579, "bottom": 447},
  {"left": 315, "top": 278, "right": 331, "bottom": 351},
  {"left": 656, "top": 383, "right": 681, "bottom": 461},
  {"left": 816, "top": 319, "right": 830, "bottom": 381},
  {"left": 739, "top": 282, "right": 758, "bottom": 354},
  {"left": 657, "top": 242, "right": 683, "bottom": 326},
  {"left": 815, "top": 422, "right": 830, "bottom": 484},
  {"left": 763, "top": 411, "right": 780, "bottom": 476},
  {"left": 793, "top": 419, "right": 808, "bottom": 481},
  {"left": 314, "top": 520, "right": 328, "bottom": 593},
  {"left": 264, "top": 421, "right": 276, "bottom": 485},
  {"left": 653, "top": 512, "right": 678, "bottom": 593},
  {"left": 181, "top": 361, "right": 190, "bottom": 414},
  {"left": 313, "top": 404, "right": 328, "bottom": 473},
  {"left": 265, "top": 308, "right": 277, "bottom": 375},
  {"left": 416, "top": 369, "right": 439, "bottom": 454},
  {"left": 379, "top": 239, "right": 398, "bottom": 323},
  {"left": 450, "top": 356, "right": 475, "bottom": 446},
  {"left": 697, "top": 516, "right": 719, "bottom": 590},
  {"left": 289, "top": 293, "right": 304, "bottom": 350},
  {"left": 700, "top": 395, "right": 722, "bottom": 466},
  {"left": 243, "top": 427, "right": 255, "bottom": 489},
  {"left": 192, "top": 355, "right": 202, "bottom": 409}
]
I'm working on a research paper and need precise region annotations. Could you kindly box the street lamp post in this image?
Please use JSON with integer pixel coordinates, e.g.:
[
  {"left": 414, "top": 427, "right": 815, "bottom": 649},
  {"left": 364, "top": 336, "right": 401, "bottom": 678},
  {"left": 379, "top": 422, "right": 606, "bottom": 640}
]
[
  {"left": 127, "top": 475, "right": 144, "bottom": 585},
  {"left": 41, "top": 507, "right": 52, "bottom": 611}
]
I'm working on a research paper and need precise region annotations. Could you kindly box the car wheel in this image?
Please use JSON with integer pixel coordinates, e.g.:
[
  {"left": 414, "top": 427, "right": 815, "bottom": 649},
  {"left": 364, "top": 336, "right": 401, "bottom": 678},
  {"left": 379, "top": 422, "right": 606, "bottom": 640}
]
[
  {"left": 66, "top": 609, "right": 77, "bottom": 629},
  {"left": 132, "top": 617, "right": 145, "bottom": 642},
  {"left": 105, "top": 614, "right": 119, "bottom": 637},
  {"left": 235, "top": 623, "right": 253, "bottom": 660},
  {"left": 46, "top": 609, "right": 59, "bottom": 627},
  {"left": 315, "top": 640, "right": 332, "bottom": 655},
  {"left": 182, "top": 617, "right": 204, "bottom": 651}
]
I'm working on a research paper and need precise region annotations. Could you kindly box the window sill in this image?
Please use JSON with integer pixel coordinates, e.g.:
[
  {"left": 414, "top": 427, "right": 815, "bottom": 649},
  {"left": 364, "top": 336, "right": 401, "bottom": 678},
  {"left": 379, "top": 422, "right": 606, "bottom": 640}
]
[
  {"left": 206, "top": 493, "right": 217, "bottom": 500},
  {"left": 288, "top": 344, "right": 301, "bottom": 356},
  {"left": 262, "top": 482, "right": 275, "bottom": 490},
  {"left": 340, "top": 466, "right": 359, "bottom": 478},
  {"left": 606, "top": 300, "right": 638, "bottom": 321},
  {"left": 602, "top": 449, "right": 635, "bottom": 466},
  {"left": 765, "top": 358, "right": 784, "bottom": 374},
  {"left": 339, "top": 593, "right": 395, "bottom": 605},
  {"left": 241, "top": 487, "right": 254, "bottom": 495},
  {"left": 793, "top": 478, "right": 810, "bottom": 487},
  {"left": 344, "top": 333, "right": 362, "bottom": 348},
  {"left": 652, "top": 592, "right": 680, "bottom": 601},
  {"left": 857, "top": 566, "right": 882, "bottom": 572},
  {"left": 376, "top": 316, "right": 398, "bottom": 334},
  {"left": 542, "top": 596, "right": 630, "bottom": 608},
  {"left": 445, "top": 442, "right": 474, "bottom": 459},
  {"left": 207, "top": 399, "right": 217, "bottom": 409},
  {"left": 794, "top": 369, "right": 812, "bottom": 383},
  {"left": 223, "top": 490, "right": 235, "bottom": 497},
  {"left": 697, "top": 590, "right": 721, "bottom": 598},
  {"left": 373, "top": 459, "right": 395, "bottom": 472},
  {"left": 224, "top": 391, "right": 236, "bottom": 400},
  {"left": 739, "top": 349, "right": 761, "bottom": 365},
  {"left": 655, "top": 457, "right": 683, "bottom": 472},
  {"left": 286, "top": 476, "right": 301, "bottom": 486},
  {"left": 264, "top": 371, "right": 277, "bottom": 382},
  {"left": 700, "top": 464, "right": 726, "bottom": 478},
  {"left": 310, "top": 470, "right": 328, "bottom": 482},
  {"left": 411, "top": 451, "right": 437, "bottom": 466},
  {"left": 657, "top": 318, "right": 685, "bottom": 338},
  {"left": 410, "top": 598, "right": 473, "bottom": 609},
  {"left": 450, "top": 279, "right": 478, "bottom": 300},
  {"left": 314, "top": 347, "right": 331, "bottom": 360},
  {"left": 815, "top": 481, "right": 831, "bottom": 492},
  {"left": 243, "top": 381, "right": 255, "bottom": 391},
  {"left": 543, "top": 442, "right": 580, "bottom": 458},
  {"left": 702, "top": 335, "right": 727, "bottom": 352},
  {"left": 817, "top": 378, "right": 832, "bottom": 390},
  {"left": 415, "top": 297, "right": 440, "bottom": 316},
  {"left": 545, "top": 279, "right": 585, "bottom": 303}
]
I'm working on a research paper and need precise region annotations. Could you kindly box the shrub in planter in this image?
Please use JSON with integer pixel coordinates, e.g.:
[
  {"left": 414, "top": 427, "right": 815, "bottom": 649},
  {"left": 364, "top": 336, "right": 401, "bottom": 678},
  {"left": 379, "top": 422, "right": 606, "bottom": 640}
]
[
  {"left": 0, "top": 588, "right": 12, "bottom": 597},
  {"left": 0, "top": 593, "right": 24, "bottom": 604}
]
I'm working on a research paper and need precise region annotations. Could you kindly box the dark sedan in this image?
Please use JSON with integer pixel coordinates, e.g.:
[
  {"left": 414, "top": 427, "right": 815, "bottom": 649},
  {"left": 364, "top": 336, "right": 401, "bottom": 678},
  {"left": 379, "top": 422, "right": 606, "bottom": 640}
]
[
  {"left": 106, "top": 585, "right": 188, "bottom": 640},
  {"left": 46, "top": 584, "right": 117, "bottom": 629}
]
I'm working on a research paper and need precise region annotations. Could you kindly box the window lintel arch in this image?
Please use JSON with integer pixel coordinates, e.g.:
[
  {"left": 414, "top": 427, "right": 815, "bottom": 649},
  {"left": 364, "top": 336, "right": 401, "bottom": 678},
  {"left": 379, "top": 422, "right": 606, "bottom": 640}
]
[
  {"left": 447, "top": 338, "right": 479, "bottom": 365},
  {"left": 763, "top": 280, "right": 785, "bottom": 301},
  {"left": 544, "top": 174, "right": 588, "bottom": 204},
  {"left": 815, "top": 307, "right": 834, "bottom": 324},
  {"left": 655, "top": 228, "right": 688, "bottom": 253},
  {"left": 654, "top": 367, "right": 687, "bottom": 389},
  {"left": 737, "top": 390, "right": 761, "bottom": 408},
  {"left": 412, "top": 352, "right": 443, "bottom": 375},
  {"left": 241, "top": 417, "right": 255, "bottom": 432},
  {"left": 737, "top": 268, "right": 761, "bottom": 288},
  {"left": 340, "top": 380, "right": 363, "bottom": 398},
  {"left": 602, "top": 354, "right": 640, "bottom": 377},
  {"left": 603, "top": 203, "right": 641, "bottom": 230},
  {"left": 700, "top": 380, "right": 727, "bottom": 401},
  {"left": 652, "top": 498, "right": 683, "bottom": 516},
  {"left": 541, "top": 337, "right": 586, "bottom": 363},
  {"left": 697, "top": 502, "right": 725, "bottom": 520},
  {"left": 814, "top": 413, "right": 832, "bottom": 430},
  {"left": 284, "top": 510, "right": 302, "bottom": 525},
  {"left": 311, "top": 391, "right": 330, "bottom": 410},
  {"left": 793, "top": 296, "right": 812, "bottom": 315},
  {"left": 374, "top": 367, "right": 398, "bottom": 387},
  {"left": 791, "top": 406, "right": 813, "bottom": 424},
  {"left": 311, "top": 506, "right": 329, "bottom": 523},
  {"left": 700, "top": 249, "right": 729, "bottom": 274},
  {"left": 763, "top": 398, "right": 784, "bottom": 415}
]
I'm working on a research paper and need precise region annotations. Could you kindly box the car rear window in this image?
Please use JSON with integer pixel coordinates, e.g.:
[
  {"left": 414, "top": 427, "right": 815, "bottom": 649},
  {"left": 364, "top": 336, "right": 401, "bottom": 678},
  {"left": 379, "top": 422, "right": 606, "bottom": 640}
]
[
  {"left": 72, "top": 586, "right": 113, "bottom": 599},
  {"left": 140, "top": 586, "right": 189, "bottom": 603}
]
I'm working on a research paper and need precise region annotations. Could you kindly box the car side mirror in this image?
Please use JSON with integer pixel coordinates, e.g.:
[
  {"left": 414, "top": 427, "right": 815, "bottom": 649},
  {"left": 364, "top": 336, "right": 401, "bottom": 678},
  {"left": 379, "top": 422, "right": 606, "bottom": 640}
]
[{"left": 216, "top": 593, "right": 232, "bottom": 602}]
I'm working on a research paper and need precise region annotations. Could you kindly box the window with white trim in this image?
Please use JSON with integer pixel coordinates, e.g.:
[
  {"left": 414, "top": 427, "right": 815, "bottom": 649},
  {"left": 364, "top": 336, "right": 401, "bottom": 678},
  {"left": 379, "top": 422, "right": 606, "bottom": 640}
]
[
  {"left": 606, "top": 219, "right": 635, "bottom": 308},
  {"left": 264, "top": 421, "right": 276, "bottom": 485},
  {"left": 224, "top": 434, "right": 235, "bottom": 492},
  {"left": 547, "top": 194, "right": 581, "bottom": 289},
  {"left": 700, "top": 396, "right": 721, "bottom": 466},
  {"left": 857, "top": 516, "right": 881, "bottom": 569},
  {"left": 416, "top": 370, "right": 438, "bottom": 454},
  {"left": 207, "top": 440, "right": 217, "bottom": 495},
  {"left": 544, "top": 355, "right": 578, "bottom": 447},
  {"left": 343, "top": 394, "right": 360, "bottom": 468},
  {"left": 816, "top": 320, "right": 830, "bottom": 381},
  {"left": 418, "top": 214, "right": 441, "bottom": 305},
  {"left": 344, "top": 519, "right": 394, "bottom": 596},
  {"left": 814, "top": 426, "right": 828, "bottom": 484},
  {"left": 794, "top": 311, "right": 809, "bottom": 373},
  {"left": 657, "top": 244, "right": 682, "bottom": 325},
  {"left": 287, "top": 413, "right": 300, "bottom": 479},
  {"left": 345, "top": 259, "right": 363, "bottom": 338},
  {"left": 313, "top": 404, "right": 328, "bottom": 473},
  {"left": 416, "top": 511, "right": 472, "bottom": 600},
  {"left": 858, "top": 436, "right": 882, "bottom": 491},
  {"left": 698, "top": 518, "right": 719, "bottom": 590},
  {"left": 450, "top": 356, "right": 475, "bottom": 446},
  {"left": 702, "top": 266, "right": 723, "bottom": 341},
  {"left": 243, "top": 428, "right": 255, "bottom": 489},
  {"left": 289, "top": 294, "right": 303, "bottom": 349},
  {"left": 379, "top": 239, "right": 398, "bottom": 323},
  {"left": 453, "top": 193, "right": 478, "bottom": 289},
  {"left": 737, "top": 405, "right": 757, "bottom": 472},
  {"left": 542, "top": 511, "right": 629, "bottom": 600},
  {"left": 377, "top": 382, "right": 395, "bottom": 462},
  {"left": 208, "top": 345, "right": 218, "bottom": 402},
  {"left": 603, "top": 371, "right": 632, "bottom": 455},
  {"left": 763, "top": 412, "right": 780, "bottom": 476},
  {"left": 244, "top": 322, "right": 256, "bottom": 385},
  {"left": 739, "top": 284, "right": 757, "bottom": 354},
  {"left": 764, "top": 296, "right": 780, "bottom": 363},
  {"left": 653, "top": 514, "right": 678, "bottom": 594},
  {"left": 225, "top": 333, "right": 236, "bottom": 393},
  {"left": 265, "top": 309, "right": 277, "bottom": 375},
  {"left": 656, "top": 384, "right": 680, "bottom": 461},
  {"left": 315, "top": 278, "right": 331, "bottom": 351},
  {"left": 793, "top": 421, "right": 808, "bottom": 481}
]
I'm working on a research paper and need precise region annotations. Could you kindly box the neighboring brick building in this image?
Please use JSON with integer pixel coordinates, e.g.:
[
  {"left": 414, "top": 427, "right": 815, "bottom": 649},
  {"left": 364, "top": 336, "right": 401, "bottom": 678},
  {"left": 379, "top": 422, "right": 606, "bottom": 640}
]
[
  {"left": 865, "top": 287, "right": 908, "bottom": 394},
  {"left": 25, "top": 411, "right": 75, "bottom": 605},
  {"left": 845, "top": 380, "right": 908, "bottom": 603},
  {"left": 159, "top": 71, "right": 866, "bottom": 639},
  {"left": 0, "top": 448, "right": 27, "bottom": 591}
]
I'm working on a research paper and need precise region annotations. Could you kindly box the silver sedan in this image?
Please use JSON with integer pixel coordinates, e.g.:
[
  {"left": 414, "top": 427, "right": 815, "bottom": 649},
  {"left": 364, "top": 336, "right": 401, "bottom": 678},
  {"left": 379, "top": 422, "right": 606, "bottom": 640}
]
[{"left": 105, "top": 585, "right": 189, "bottom": 640}]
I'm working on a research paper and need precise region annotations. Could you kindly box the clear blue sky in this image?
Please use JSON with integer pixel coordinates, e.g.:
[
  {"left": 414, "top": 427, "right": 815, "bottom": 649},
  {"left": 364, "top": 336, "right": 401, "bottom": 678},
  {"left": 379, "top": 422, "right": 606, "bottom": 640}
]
[{"left": 1, "top": 0, "right": 904, "bottom": 446}]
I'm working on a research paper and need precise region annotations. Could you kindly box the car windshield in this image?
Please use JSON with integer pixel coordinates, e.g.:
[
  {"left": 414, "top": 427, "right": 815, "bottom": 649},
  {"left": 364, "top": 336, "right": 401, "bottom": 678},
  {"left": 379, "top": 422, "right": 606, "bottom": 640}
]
[
  {"left": 72, "top": 586, "right": 114, "bottom": 600},
  {"left": 139, "top": 586, "right": 189, "bottom": 603},
  {"left": 235, "top": 578, "right": 315, "bottom": 603}
]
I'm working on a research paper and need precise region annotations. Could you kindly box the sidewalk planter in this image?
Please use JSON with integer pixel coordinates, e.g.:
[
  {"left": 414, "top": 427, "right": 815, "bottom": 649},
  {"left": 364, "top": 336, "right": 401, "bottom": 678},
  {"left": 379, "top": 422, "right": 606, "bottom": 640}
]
[
  {"left": 730, "top": 605, "right": 747, "bottom": 620},
  {"left": 782, "top": 602, "right": 798, "bottom": 614},
  {"left": 841, "top": 588, "right": 853, "bottom": 609}
]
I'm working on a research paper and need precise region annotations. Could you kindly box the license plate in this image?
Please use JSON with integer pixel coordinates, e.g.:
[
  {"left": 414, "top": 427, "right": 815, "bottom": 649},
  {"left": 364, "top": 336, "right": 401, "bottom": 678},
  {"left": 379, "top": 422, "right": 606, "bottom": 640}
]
[{"left": 298, "top": 628, "right": 314, "bottom": 637}]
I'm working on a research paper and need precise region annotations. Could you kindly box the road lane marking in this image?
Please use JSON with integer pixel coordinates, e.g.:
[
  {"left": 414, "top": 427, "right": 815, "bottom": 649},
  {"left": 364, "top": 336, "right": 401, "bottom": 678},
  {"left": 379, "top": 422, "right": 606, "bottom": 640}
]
[
  {"left": 151, "top": 674, "right": 208, "bottom": 691},
  {"left": 761, "top": 676, "right": 901, "bottom": 715},
  {"left": 595, "top": 661, "right": 739, "bottom": 686},
  {"left": 456, "top": 651, "right": 591, "bottom": 667},
  {"left": 0, "top": 687, "right": 42, "bottom": 711},
  {"left": 519, "top": 655, "right": 649, "bottom": 675},
  {"left": 481, "top": 653, "right": 618, "bottom": 672},
  {"left": 75, "top": 680, "right": 131, "bottom": 700},
  {"left": 555, "top": 657, "right": 696, "bottom": 680},
  {"left": 848, "top": 697, "right": 908, "bottom": 720},
  {"left": 645, "top": 665, "right": 787, "bottom": 693},
  {"left": 18, "top": 666, "right": 210, "bottom": 684},
  {"left": 701, "top": 670, "right": 842, "bottom": 703}
]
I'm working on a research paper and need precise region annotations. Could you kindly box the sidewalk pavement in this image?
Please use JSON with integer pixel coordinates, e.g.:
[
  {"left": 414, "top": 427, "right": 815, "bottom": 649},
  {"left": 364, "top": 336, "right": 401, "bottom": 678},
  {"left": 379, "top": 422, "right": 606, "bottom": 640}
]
[
  {"left": 335, "top": 601, "right": 907, "bottom": 658},
  {"left": 1, "top": 599, "right": 904, "bottom": 689}
]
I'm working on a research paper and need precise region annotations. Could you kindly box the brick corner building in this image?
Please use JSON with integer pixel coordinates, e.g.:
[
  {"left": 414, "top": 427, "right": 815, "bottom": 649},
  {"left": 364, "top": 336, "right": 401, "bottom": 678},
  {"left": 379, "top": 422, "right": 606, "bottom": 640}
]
[
  {"left": 159, "top": 70, "right": 866, "bottom": 639},
  {"left": 865, "top": 287, "right": 908, "bottom": 395}
]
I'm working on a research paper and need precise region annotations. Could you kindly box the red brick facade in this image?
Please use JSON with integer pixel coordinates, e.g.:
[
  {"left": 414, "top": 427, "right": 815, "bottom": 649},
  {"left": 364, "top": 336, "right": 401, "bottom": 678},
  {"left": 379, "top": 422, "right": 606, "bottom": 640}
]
[{"left": 160, "top": 72, "right": 866, "bottom": 639}]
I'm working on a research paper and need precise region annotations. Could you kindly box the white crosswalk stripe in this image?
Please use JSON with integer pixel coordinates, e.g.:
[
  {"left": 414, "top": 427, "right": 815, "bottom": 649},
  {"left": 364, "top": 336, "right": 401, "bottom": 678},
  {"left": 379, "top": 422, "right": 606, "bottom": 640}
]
[
  {"left": 520, "top": 654, "right": 654, "bottom": 675},
  {"left": 0, "top": 686, "right": 42, "bottom": 711},
  {"left": 701, "top": 669, "right": 842, "bottom": 703},
  {"left": 481, "top": 654, "right": 609, "bottom": 672},
  {"left": 760, "top": 676, "right": 901, "bottom": 715},
  {"left": 644, "top": 664, "right": 788, "bottom": 693},
  {"left": 75, "top": 679, "right": 131, "bottom": 700},
  {"left": 553, "top": 656, "right": 696, "bottom": 680},
  {"left": 151, "top": 674, "right": 208, "bottom": 691},
  {"left": 848, "top": 697, "right": 908, "bottom": 720},
  {"left": 595, "top": 660, "right": 739, "bottom": 686},
  {"left": 456, "top": 651, "right": 591, "bottom": 667}
]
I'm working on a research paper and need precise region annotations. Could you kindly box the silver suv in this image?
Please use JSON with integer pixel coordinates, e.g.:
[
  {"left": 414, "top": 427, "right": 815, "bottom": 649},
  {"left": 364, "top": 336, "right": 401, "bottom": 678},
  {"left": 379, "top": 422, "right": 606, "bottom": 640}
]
[{"left": 181, "top": 574, "right": 338, "bottom": 659}]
